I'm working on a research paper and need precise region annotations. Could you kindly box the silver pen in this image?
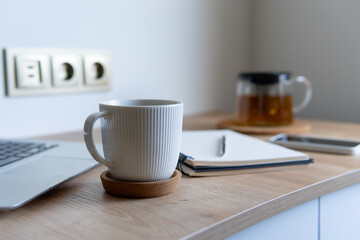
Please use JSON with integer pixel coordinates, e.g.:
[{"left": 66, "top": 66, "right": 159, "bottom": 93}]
[{"left": 219, "top": 135, "right": 226, "bottom": 157}]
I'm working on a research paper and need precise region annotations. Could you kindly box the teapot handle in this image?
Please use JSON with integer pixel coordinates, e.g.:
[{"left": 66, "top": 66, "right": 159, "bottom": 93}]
[{"left": 292, "top": 76, "right": 313, "bottom": 114}]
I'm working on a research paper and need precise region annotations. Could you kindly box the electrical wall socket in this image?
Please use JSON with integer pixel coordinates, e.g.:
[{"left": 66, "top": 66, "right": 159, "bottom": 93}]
[
  {"left": 15, "top": 54, "right": 51, "bottom": 89},
  {"left": 83, "top": 54, "right": 109, "bottom": 86},
  {"left": 52, "top": 54, "right": 83, "bottom": 87},
  {"left": 3, "top": 48, "right": 111, "bottom": 97}
]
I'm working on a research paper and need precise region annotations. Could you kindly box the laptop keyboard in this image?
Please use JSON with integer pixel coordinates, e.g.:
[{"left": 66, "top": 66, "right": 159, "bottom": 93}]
[{"left": 0, "top": 140, "right": 58, "bottom": 167}]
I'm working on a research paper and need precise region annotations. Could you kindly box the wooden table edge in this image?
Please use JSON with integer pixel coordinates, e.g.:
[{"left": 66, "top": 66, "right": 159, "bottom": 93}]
[{"left": 183, "top": 169, "right": 360, "bottom": 240}]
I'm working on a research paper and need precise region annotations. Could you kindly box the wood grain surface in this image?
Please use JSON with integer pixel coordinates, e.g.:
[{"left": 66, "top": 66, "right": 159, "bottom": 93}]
[{"left": 1, "top": 112, "right": 360, "bottom": 240}]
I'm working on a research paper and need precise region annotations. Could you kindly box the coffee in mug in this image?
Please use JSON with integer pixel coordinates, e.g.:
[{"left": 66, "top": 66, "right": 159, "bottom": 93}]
[{"left": 83, "top": 99, "right": 183, "bottom": 182}]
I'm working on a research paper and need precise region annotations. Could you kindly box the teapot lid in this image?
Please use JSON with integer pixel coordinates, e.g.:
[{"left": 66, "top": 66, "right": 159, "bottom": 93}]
[{"left": 238, "top": 72, "right": 291, "bottom": 84}]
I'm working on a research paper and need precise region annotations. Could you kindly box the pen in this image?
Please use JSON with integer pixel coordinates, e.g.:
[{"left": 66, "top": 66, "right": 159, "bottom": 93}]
[{"left": 219, "top": 135, "right": 226, "bottom": 157}]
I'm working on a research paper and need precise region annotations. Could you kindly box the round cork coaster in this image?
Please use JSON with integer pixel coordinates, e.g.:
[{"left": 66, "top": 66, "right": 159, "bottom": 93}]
[
  {"left": 100, "top": 170, "right": 181, "bottom": 198},
  {"left": 217, "top": 119, "right": 311, "bottom": 135}
]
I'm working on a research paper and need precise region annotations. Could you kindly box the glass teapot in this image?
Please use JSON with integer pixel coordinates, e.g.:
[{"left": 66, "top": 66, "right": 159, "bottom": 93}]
[{"left": 235, "top": 72, "right": 312, "bottom": 126}]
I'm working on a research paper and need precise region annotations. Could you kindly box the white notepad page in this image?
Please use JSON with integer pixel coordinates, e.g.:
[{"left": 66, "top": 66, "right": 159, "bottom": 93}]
[{"left": 181, "top": 129, "right": 309, "bottom": 166}]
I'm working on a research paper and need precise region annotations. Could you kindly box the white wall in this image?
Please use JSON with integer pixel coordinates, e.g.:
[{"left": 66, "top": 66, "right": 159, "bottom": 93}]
[
  {"left": 0, "top": 0, "right": 250, "bottom": 138},
  {"left": 2, "top": 1, "right": 358, "bottom": 138},
  {"left": 249, "top": 0, "right": 360, "bottom": 123}
]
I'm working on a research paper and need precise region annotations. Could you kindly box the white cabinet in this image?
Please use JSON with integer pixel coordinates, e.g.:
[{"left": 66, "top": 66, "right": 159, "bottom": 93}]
[
  {"left": 225, "top": 182, "right": 360, "bottom": 240},
  {"left": 226, "top": 199, "right": 319, "bottom": 240},
  {"left": 320, "top": 182, "right": 360, "bottom": 240}
]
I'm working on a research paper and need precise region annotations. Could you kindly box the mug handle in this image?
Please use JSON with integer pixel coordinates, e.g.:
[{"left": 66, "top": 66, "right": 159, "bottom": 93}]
[
  {"left": 292, "top": 76, "right": 313, "bottom": 114},
  {"left": 83, "top": 112, "right": 115, "bottom": 168}
]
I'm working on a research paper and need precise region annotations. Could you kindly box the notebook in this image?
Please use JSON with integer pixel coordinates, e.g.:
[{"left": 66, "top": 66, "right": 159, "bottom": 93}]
[
  {"left": 0, "top": 139, "right": 98, "bottom": 211},
  {"left": 178, "top": 129, "right": 312, "bottom": 176}
]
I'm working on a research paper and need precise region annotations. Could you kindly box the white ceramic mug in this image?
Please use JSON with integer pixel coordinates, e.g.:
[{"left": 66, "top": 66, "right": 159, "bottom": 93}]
[{"left": 83, "top": 99, "right": 183, "bottom": 182}]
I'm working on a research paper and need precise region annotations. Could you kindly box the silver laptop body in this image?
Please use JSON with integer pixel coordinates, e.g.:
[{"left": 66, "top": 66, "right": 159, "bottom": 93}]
[{"left": 0, "top": 139, "right": 98, "bottom": 211}]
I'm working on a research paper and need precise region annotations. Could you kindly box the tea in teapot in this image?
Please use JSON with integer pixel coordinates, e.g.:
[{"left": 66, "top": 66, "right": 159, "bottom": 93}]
[{"left": 235, "top": 72, "right": 312, "bottom": 126}]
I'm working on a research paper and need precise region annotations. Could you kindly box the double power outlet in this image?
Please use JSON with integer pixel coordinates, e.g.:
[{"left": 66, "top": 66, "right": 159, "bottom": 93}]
[{"left": 3, "top": 48, "right": 111, "bottom": 96}]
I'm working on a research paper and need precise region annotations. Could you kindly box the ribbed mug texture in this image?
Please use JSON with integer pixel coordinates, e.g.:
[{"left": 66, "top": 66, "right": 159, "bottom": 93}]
[{"left": 99, "top": 102, "right": 183, "bottom": 182}]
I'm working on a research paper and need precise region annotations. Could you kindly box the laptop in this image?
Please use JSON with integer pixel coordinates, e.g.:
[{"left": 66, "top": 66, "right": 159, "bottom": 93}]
[{"left": 0, "top": 138, "right": 98, "bottom": 211}]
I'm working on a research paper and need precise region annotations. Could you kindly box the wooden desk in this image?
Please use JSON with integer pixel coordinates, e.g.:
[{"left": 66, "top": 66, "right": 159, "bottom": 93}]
[{"left": 1, "top": 112, "right": 360, "bottom": 240}]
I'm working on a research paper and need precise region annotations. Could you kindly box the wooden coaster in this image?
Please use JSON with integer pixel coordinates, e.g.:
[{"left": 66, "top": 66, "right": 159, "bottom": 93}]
[
  {"left": 100, "top": 170, "right": 181, "bottom": 198},
  {"left": 217, "top": 119, "right": 311, "bottom": 135}
]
